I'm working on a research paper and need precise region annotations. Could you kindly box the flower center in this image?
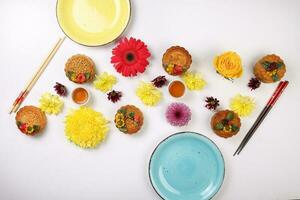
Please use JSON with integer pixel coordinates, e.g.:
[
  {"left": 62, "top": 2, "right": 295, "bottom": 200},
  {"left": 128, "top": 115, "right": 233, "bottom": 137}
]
[
  {"left": 126, "top": 53, "right": 134, "bottom": 61},
  {"left": 175, "top": 111, "right": 182, "bottom": 119},
  {"left": 124, "top": 51, "right": 136, "bottom": 64},
  {"left": 209, "top": 100, "right": 216, "bottom": 105}
]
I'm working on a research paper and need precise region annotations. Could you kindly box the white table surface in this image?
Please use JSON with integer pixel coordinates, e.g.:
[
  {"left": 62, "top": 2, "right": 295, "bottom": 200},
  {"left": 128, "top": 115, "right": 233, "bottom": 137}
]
[{"left": 1, "top": 0, "right": 300, "bottom": 199}]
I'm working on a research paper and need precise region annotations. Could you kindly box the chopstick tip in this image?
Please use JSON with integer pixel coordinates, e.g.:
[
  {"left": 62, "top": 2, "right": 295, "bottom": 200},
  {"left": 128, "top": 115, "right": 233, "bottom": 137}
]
[
  {"left": 233, "top": 150, "right": 238, "bottom": 156},
  {"left": 8, "top": 107, "right": 14, "bottom": 114}
]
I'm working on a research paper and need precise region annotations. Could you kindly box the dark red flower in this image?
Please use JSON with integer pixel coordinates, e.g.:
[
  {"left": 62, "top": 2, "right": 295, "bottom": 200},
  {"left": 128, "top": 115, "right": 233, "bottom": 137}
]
[
  {"left": 76, "top": 73, "right": 86, "bottom": 83},
  {"left": 111, "top": 37, "right": 151, "bottom": 77},
  {"left": 248, "top": 77, "right": 261, "bottom": 90},
  {"left": 151, "top": 76, "right": 168, "bottom": 88},
  {"left": 107, "top": 90, "right": 122, "bottom": 103},
  {"left": 54, "top": 82, "right": 67, "bottom": 96},
  {"left": 205, "top": 97, "right": 220, "bottom": 111},
  {"left": 267, "top": 62, "right": 278, "bottom": 71}
]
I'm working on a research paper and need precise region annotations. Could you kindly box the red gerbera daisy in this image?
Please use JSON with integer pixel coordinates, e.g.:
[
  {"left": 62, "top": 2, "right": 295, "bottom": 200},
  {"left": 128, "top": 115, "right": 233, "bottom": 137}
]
[{"left": 111, "top": 37, "right": 151, "bottom": 77}]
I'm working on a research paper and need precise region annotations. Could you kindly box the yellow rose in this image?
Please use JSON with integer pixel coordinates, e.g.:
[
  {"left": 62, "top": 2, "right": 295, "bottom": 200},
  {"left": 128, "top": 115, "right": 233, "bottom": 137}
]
[{"left": 213, "top": 51, "right": 243, "bottom": 79}]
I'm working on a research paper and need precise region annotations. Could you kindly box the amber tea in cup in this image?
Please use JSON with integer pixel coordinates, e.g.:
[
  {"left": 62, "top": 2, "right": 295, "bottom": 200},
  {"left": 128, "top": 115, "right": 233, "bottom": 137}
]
[
  {"left": 72, "top": 87, "right": 89, "bottom": 105},
  {"left": 168, "top": 80, "right": 185, "bottom": 98}
]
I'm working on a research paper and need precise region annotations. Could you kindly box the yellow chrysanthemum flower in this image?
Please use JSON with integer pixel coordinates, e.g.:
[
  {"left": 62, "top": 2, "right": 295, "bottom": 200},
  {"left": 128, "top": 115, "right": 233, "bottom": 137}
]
[
  {"left": 39, "top": 93, "right": 63, "bottom": 115},
  {"left": 214, "top": 51, "right": 243, "bottom": 79},
  {"left": 136, "top": 82, "right": 162, "bottom": 106},
  {"left": 230, "top": 94, "right": 255, "bottom": 117},
  {"left": 93, "top": 72, "right": 117, "bottom": 92},
  {"left": 64, "top": 107, "right": 109, "bottom": 148},
  {"left": 182, "top": 72, "right": 206, "bottom": 90}
]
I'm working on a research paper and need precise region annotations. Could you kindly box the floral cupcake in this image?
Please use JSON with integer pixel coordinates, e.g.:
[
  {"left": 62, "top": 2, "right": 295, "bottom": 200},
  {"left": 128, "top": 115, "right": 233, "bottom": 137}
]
[
  {"left": 162, "top": 46, "right": 192, "bottom": 76},
  {"left": 254, "top": 54, "right": 286, "bottom": 83},
  {"left": 210, "top": 110, "right": 241, "bottom": 138},
  {"left": 65, "top": 54, "right": 96, "bottom": 84},
  {"left": 114, "top": 105, "right": 144, "bottom": 134},
  {"left": 15, "top": 105, "right": 47, "bottom": 135},
  {"left": 213, "top": 51, "right": 243, "bottom": 79}
]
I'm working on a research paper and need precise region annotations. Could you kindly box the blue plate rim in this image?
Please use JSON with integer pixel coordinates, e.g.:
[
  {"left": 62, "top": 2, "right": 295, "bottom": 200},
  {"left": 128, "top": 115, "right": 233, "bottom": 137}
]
[{"left": 148, "top": 131, "right": 225, "bottom": 200}]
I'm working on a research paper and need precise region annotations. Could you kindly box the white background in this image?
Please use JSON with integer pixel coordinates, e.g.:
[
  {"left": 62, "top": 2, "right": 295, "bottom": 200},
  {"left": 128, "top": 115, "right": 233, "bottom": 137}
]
[{"left": 0, "top": 0, "right": 299, "bottom": 199}]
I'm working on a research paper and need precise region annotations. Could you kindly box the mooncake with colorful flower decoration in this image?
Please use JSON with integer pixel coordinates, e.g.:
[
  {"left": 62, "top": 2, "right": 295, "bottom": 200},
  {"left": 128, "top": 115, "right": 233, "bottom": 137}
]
[
  {"left": 162, "top": 46, "right": 192, "bottom": 76},
  {"left": 15, "top": 106, "right": 47, "bottom": 135},
  {"left": 210, "top": 110, "right": 241, "bottom": 138},
  {"left": 65, "top": 54, "right": 96, "bottom": 84},
  {"left": 114, "top": 105, "right": 144, "bottom": 134},
  {"left": 254, "top": 54, "right": 286, "bottom": 83}
]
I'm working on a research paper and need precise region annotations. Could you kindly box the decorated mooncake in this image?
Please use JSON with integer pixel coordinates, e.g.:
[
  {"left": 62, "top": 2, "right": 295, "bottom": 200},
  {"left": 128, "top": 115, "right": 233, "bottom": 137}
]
[
  {"left": 65, "top": 54, "right": 96, "bottom": 84},
  {"left": 210, "top": 110, "right": 241, "bottom": 138},
  {"left": 15, "top": 105, "right": 47, "bottom": 135},
  {"left": 254, "top": 54, "right": 286, "bottom": 83},
  {"left": 114, "top": 105, "right": 144, "bottom": 134},
  {"left": 162, "top": 46, "right": 192, "bottom": 76}
]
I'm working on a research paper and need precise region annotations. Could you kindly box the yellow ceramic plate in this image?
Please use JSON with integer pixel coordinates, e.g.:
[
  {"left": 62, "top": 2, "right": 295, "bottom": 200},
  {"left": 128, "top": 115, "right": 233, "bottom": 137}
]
[{"left": 56, "top": 0, "right": 131, "bottom": 46}]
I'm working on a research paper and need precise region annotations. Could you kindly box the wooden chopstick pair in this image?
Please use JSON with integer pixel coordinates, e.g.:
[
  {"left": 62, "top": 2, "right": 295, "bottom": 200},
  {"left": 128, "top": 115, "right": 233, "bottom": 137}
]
[
  {"left": 9, "top": 37, "right": 65, "bottom": 114},
  {"left": 233, "top": 80, "right": 289, "bottom": 156}
]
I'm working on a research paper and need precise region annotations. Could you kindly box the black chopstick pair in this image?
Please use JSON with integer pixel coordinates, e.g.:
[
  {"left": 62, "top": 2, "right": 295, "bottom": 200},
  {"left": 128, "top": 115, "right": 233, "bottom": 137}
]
[{"left": 233, "top": 81, "right": 289, "bottom": 156}]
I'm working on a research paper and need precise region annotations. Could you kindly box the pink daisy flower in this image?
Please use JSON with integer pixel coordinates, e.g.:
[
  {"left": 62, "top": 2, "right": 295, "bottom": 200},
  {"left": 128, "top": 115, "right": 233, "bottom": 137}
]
[{"left": 165, "top": 103, "right": 191, "bottom": 126}]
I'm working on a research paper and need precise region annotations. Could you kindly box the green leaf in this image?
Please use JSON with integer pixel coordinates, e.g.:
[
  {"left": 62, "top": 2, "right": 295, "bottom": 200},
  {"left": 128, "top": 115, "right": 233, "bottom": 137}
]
[
  {"left": 261, "top": 61, "right": 270, "bottom": 70},
  {"left": 119, "top": 109, "right": 126, "bottom": 115},
  {"left": 33, "top": 125, "right": 40, "bottom": 132},
  {"left": 272, "top": 74, "right": 279, "bottom": 81},
  {"left": 231, "top": 125, "right": 239, "bottom": 132},
  {"left": 16, "top": 121, "right": 22, "bottom": 126},
  {"left": 84, "top": 72, "right": 90, "bottom": 80},
  {"left": 215, "top": 123, "right": 224, "bottom": 130},
  {"left": 66, "top": 71, "right": 74, "bottom": 79},
  {"left": 27, "top": 126, "right": 32, "bottom": 131},
  {"left": 226, "top": 112, "right": 234, "bottom": 121},
  {"left": 128, "top": 112, "right": 135, "bottom": 119},
  {"left": 276, "top": 62, "right": 283, "bottom": 68}
]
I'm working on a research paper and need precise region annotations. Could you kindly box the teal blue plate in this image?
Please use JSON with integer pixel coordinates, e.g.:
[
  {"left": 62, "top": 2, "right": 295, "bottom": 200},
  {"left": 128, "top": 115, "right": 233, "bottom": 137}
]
[{"left": 149, "top": 132, "right": 225, "bottom": 200}]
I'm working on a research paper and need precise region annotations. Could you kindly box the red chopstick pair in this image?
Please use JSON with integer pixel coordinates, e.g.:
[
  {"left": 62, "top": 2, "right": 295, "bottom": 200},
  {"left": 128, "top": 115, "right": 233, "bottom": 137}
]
[{"left": 233, "top": 80, "right": 289, "bottom": 156}]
